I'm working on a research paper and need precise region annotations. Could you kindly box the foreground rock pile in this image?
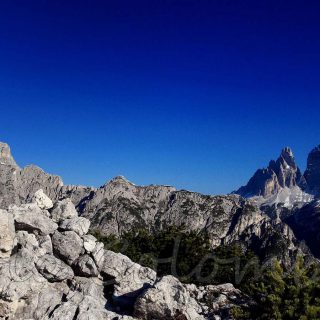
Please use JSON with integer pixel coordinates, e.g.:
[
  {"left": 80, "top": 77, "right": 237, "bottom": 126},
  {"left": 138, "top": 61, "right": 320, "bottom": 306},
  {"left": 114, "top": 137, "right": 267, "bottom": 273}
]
[{"left": 0, "top": 190, "right": 251, "bottom": 319}]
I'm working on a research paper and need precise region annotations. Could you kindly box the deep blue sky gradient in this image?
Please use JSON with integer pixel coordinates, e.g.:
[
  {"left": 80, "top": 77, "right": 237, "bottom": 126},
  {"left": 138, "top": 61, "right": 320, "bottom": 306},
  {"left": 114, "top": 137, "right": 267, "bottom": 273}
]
[{"left": 1, "top": 0, "right": 320, "bottom": 194}]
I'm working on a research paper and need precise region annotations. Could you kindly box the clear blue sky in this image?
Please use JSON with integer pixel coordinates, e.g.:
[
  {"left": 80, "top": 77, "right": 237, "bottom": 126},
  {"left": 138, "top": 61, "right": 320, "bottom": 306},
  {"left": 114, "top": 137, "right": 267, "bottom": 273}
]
[{"left": 1, "top": 0, "right": 320, "bottom": 194}]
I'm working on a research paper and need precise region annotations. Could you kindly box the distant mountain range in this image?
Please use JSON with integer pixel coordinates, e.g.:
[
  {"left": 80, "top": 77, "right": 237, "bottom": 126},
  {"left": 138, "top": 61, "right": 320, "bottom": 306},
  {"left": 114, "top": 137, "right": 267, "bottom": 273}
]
[{"left": 1, "top": 141, "right": 320, "bottom": 264}]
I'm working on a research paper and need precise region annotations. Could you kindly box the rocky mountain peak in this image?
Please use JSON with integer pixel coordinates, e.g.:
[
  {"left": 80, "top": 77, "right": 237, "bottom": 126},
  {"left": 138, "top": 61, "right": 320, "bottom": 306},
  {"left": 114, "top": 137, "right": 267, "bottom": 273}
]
[
  {"left": 0, "top": 142, "right": 18, "bottom": 167},
  {"left": 280, "top": 147, "right": 296, "bottom": 168},
  {"left": 235, "top": 147, "right": 303, "bottom": 198},
  {"left": 109, "top": 175, "right": 133, "bottom": 185},
  {"left": 282, "top": 146, "right": 294, "bottom": 158}
]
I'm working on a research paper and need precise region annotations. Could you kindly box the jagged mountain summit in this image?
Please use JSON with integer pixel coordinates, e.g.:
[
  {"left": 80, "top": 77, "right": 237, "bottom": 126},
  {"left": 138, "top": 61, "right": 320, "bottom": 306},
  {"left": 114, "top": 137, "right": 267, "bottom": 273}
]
[{"left": 234, "top": 147, "right": 314, "bottom": 208}]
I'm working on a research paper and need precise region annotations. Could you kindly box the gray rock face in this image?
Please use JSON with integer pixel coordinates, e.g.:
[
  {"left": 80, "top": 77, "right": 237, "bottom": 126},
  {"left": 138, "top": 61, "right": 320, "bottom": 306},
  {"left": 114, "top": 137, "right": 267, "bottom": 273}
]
[
  {"left": 0, "top": 209, "right": 15, "bottom": 258},
  {"left": 78, "top": 176, "right": 268, "bottom": 249},
  {"left": 0, "top": 142, "right": 17, "bottom": 167},
  {"left": 32, "top": 287, "right": 65, "bottom": 320},
  {"left": 18, "top": 165, "right": 64, "bottom": 204},
  {"left": 134, "top": 276, "right": 254, "bottom": 320},
  {"left": 52, "top": 230, "right": 83, "bottom": 265},
  {"left": 0, "top": 248, "right": 48, "bottom": 302},
  {"left": 74, "top": 175, "right": 301, "bottom": 262},
  {"left": 91, "top": 242, "right": 105, "bottom": 270},
  {"left": 286, "top": 200, "right": 320, "bottom": 259},
  {"left": 0, "top": 143, "right": 20, "bottom": 208},
  {"left": 186, "top": 283, "right": 253, "bottom": 319},
  {"left": 0, "top": 197, "right": 143, "bottom": 319}
]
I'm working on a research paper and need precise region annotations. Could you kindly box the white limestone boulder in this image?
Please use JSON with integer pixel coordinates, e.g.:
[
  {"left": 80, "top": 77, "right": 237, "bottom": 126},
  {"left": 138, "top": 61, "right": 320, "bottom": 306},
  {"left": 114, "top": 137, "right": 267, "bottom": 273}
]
[{"left": 33, "top": 189, "right": 53, "bottom": 210}]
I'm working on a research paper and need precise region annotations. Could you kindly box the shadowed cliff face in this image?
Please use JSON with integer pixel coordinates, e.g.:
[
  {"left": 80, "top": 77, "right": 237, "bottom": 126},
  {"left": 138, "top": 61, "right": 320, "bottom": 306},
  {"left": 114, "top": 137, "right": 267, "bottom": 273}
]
[{"left": 304, "top": 145, "right": 320, "bottom": 196}]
